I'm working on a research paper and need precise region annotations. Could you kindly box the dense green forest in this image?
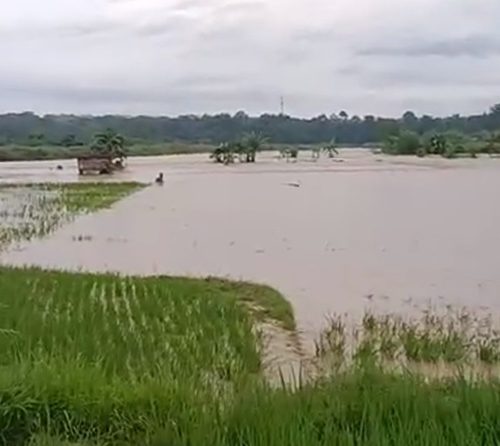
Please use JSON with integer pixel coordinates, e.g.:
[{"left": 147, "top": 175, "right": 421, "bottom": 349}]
[{"left": 1, "top": 104, "right": 500, "bottom": 147}]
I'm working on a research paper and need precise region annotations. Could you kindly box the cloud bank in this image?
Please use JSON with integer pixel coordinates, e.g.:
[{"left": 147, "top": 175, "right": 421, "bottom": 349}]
[{"left": 1, "top": 0, "right": 500, "bottom": 117}]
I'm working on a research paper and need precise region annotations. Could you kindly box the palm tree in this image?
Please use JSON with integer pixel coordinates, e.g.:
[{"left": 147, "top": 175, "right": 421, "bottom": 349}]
[
  {"left": 210, "top": 145, "right": 225, "bottom": 163},
  {"left": 241, "top": 131, "right": 268, "bottom": 163},
  {"left": 210, "top": 143, "right": 235, "bottom": 165},
  {"left": 323, "top": 138, "right": 339, "bottom": 158},
  {"left": 92, "top": 129, "right": 126, "bottom": 160},
  {"left": 233, "top": 141, "right": 247, "bottom": 163}
]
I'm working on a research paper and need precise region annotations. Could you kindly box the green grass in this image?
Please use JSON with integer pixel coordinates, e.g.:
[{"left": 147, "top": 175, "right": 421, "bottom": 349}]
[
  {"left": 12, "top": 365, "right": 500, "bottom": 445},
  {"left": 1, "top": 268, "right": 500, "bottom": 444}
]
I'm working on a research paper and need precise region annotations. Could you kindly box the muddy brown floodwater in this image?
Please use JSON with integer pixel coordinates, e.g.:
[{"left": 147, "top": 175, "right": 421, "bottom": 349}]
[{"left": 2, "top": 150, "right": 500, "bottom": 351}]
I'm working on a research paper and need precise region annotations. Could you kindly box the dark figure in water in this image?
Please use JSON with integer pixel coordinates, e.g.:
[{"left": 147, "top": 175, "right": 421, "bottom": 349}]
[{"left": 155, "top": 172, "right": 164, "bottom": 185}]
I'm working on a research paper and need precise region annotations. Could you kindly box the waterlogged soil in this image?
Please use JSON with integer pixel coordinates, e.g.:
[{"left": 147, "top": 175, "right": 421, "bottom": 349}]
[{"left": 2, "top": 150, "right": 500, "bottom": 352}]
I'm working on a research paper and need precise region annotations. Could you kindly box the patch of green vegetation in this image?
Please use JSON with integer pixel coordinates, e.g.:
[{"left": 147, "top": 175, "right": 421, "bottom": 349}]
[
  {"left": 0, "top": 182, "right": 143, "bottom": 250},
  {"left": 52, "top": 182, "right": 144, "bottom": 212},
  {"left": 383, "top": 130, "right": 500, "bottom": 158},
  {"left": 2, "top": 266, "right": 500, "bottom": 444},
  {"left": 316, "top": 310, "right": 500, "bottom": 366}
]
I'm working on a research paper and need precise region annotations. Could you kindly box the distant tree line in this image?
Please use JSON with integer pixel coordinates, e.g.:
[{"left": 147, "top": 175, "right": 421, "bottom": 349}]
[{"left": 1, "top": 105, "right": 500, "bottom": 147}]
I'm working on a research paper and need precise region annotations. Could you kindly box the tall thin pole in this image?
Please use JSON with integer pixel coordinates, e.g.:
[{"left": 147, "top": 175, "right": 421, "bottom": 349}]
[{"left": 280, "top": 96, "right": 285, "bottom": 116}]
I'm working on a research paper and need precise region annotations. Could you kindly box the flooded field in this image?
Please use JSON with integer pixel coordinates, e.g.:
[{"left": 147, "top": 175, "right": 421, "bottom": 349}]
[{"left": 1, "top": 150, "right": 500, "bottom": 347}]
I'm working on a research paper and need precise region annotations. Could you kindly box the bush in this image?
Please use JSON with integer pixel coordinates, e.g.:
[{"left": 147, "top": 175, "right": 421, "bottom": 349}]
[
  {"left": 383, "top": 131, "right": 421, "bottom": 155},
  {"left": 443, "top": 144, "right": 457, "bottom": 159}
]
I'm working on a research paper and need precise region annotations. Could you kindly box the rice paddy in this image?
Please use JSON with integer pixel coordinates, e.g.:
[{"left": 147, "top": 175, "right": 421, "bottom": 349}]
[
  {"left": 2, "top": 266, "right": 500, "bottom": 445},
  {"left": 0, "top": 267, "right": 275, "bottom": 444},
  {"left": 315, "top": 310, "right": 500, "bottom": 377},
  {"left": 0, "top": 182, "right": 143, "bottom": 250},
  {"left": 1, "top": 180, "right": 500, "bottom": 445}
]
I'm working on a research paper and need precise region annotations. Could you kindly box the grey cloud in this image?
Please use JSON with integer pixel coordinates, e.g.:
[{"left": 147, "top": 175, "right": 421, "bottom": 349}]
[
  {"left": 2, "top": 0, "right": 500, "bottom": 117},
  {"left": 1, "top": 15, "right": 189, "bottom": 40},
  {"left": 169, "top": 74, "right": 242, "bottom": 89},
  {"left": 57, "top": 21, "right": 122, "bottom": 38},
  {"left": 170, "top": 0, "right": 264, "bottom": 13},
  {"left": 1, "top": 76, "right": 277, "bottom": 116},
  {"left": 170, "top": 0, "right": 208, "bottom": 12},
  {"left": 363, "top": 70, "right": 500, "bottom": 88},
  {"left": 292, "top": 27, "right": 337, "bottom": 43},
  {"left": 358, "top": 35, "right": 500, "bottom": 58},
  {"left": 3, "top": 79, "right": 149, "bottom": 104},
  {"left": 215, "top": 0, "right": 267, "bottom": 14}
]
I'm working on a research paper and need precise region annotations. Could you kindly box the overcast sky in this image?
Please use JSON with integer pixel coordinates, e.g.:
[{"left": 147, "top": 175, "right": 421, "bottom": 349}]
[{"left": 1, "top": 0, "right": 500, "bottom": 117}]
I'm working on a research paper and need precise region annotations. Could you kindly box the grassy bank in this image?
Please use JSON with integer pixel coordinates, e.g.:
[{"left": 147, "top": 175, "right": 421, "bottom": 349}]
[{"left": 2, "top": 267, "right": 500, "bottom": 445}]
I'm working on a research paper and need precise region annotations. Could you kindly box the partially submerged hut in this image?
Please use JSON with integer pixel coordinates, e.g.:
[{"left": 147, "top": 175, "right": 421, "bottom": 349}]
[
  {"left": 77, "top": 155, "right": 114, "bottom": 175},
  {"left": 78, "top": 130, "right": 127, "bottom": 175}
]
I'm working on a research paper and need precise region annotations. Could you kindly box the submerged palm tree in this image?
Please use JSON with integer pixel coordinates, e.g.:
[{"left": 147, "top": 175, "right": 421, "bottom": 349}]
[
  {"left": 211, "top": 133, "right": 268, "bottom": 164},
  {"left": 210, "top": 143, "right": 235, "bottom": 165},
  {"left": 241, "top": 131, "right": 268, "bottom": 163},
  {"left": 210, "top": 145, "right": 225, "bottom": 164},
  {"left": 323, "top": 139, "right": 339, "bottom": 158}
]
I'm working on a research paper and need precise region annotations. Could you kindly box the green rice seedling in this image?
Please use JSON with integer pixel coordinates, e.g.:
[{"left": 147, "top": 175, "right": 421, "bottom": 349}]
[
  {"left": 399, "top": 313, "right": 471, "bottom": 364},
  {"left": 477, "top": 334, "right": 500, "bottom": 364},
  {"left": 378, "top": 315, "right": 401, "bottom": 361},
  {"left": 317, "top": 310, "right": 497, "bottom": 370},
  {"left": 472, "top": 315, "right": 500, "bottom": 364},
  {"left": 362, "top": 312, "right": 377, "bottom": 333},
  {"left": 440, "top": 320, "right": 470, "bottom": 363},
  {"left": 353, "top": 326, "right": 379, "bottom": 366},
  {"left": 314, "top": 315, "right": 346, "bottom": 363}
]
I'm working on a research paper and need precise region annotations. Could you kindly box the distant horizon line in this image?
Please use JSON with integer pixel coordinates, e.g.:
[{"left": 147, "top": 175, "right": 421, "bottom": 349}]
[{"left": 0, "top": 107, "right": 496, "bottom": 120}]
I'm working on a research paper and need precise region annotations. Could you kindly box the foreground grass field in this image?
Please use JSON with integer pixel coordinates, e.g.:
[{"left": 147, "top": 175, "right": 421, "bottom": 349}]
[{"left": 2, "top": 266, "right": 500, "bottom": 445}]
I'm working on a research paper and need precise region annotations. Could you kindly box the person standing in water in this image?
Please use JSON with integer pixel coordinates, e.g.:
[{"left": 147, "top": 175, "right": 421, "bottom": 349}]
[{"left": 155, "top": 172, "right": 164, "bottom": 185}]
